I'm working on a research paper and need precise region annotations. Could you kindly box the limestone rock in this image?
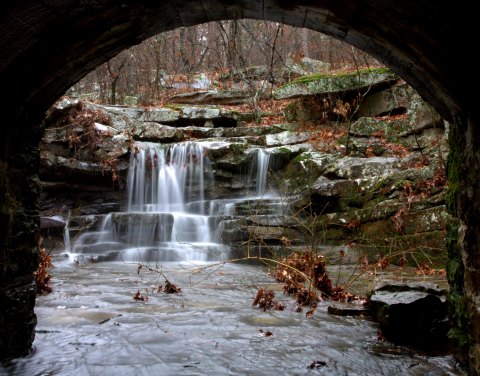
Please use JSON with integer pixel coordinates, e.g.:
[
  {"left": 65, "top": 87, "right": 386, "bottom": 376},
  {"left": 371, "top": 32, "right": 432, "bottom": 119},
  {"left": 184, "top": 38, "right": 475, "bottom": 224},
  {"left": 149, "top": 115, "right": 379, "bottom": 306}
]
[
  {"left": 274, "top": 67, "right": 399, "bottom": 100},
  {"left": 356, "top": 82, "right": 416, "bottom": 117},
  {"left": 324, "top": 156, "right": 402, "bottom": 179},
  {"left": 169, "top": 90, "right": 260, "bottom": 105}
]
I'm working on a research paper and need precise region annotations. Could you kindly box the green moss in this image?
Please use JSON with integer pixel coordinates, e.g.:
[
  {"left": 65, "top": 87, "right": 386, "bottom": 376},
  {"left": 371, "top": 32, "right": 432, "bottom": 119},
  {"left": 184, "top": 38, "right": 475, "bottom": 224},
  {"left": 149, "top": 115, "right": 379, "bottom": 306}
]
[
  {"left": 228, "top": 142, "right": 248, "bottom": 154},
  {"left": 292, "top": 67, "right": 393, "bottom": 85},
  {"left": 445, "top": 214, "right": 469, "bottom": 361},
  {"left": 337, "top": 134, "right": 349, "bottom": 146},
  {"left": 292, "top": 151, "right": 313, "bottom": 163},
  {"left": 448, "top": 328, "right": 470, "bottom": 352},
  {"left": 375, "top": 304, "right": 391, "bottom": 326},
  {"left": 446, "top": 123, "right": 463, "bottom": 215},
  {"left": 164, "top": 104, "right": 184, "bottom": 110},
  {"left": 278, "top": 147, "right": 294, "bottom": 154},
  {"left": 449, "top": 292, "right": 469, "bottom": 329}
]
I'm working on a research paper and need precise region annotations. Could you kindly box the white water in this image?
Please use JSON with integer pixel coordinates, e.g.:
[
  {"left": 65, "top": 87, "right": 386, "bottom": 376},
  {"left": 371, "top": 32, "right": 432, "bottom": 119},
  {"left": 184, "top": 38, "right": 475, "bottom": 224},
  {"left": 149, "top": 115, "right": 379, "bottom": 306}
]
[
  {"left": 66, "top": 142, "right": 276, "bottom": 264},
  {"left": 255, "top": 148, "right": 271, "bottom": 197},
  {"left": 62, "top": 211, "right": 72, "bottom": 253},
  {"left": 127, "top": 142, "right": 211, "bottom": 213}
]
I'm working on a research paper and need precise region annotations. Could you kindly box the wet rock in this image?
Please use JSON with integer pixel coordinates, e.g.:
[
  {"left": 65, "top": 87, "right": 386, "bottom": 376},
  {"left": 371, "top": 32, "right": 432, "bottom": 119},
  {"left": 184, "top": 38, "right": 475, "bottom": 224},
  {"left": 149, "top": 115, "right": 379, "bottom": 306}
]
[
  {"left": 134, "top": 123, "right": 185, "bottom": 142},
  {"left": 367, "top": 282, "right": 449, "bottom": 351},
  {"left": 0, "top": 282, "right": 37, "bottom": 359},
  {"left": 40, "top": 215, "right": 67, "bottom": 248},
  {"left": 327, "top": 304, "right": 371, "bottom": 317},
  {"left": 40, "top": 215, "right": 66, "bottom": 230},
  {"left": 265, "top": 131, "right": 311, "bottom": 146},
  {"left": 39, "top": 151, "right": 129, "bottom": 185}
]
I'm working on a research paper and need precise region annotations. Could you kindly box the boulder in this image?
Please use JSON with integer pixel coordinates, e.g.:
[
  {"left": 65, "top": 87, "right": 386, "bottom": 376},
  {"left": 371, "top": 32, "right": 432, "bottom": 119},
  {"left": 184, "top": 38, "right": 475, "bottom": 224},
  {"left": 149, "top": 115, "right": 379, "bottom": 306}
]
[
  {"left": 265, "top": 131, "right": 311, "bottom": 146},
  {"left": 356, "top": 82, "right": 416, "bottom": 117},
  {"left": 367, "top": 282, "right": 449, "bottom": 351},
  {"left": 273, "top": 67, "right": 399, "bottom": 100},
  {"left": 283, "top": 57, "right": 331, "bottom": 78}
]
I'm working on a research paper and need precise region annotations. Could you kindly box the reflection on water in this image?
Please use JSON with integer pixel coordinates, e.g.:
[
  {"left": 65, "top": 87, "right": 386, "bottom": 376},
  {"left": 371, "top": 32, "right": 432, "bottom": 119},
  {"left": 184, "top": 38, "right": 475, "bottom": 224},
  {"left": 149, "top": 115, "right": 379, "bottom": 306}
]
[{"left": 1, "top": 258, "right": 465, "bottom": 376}]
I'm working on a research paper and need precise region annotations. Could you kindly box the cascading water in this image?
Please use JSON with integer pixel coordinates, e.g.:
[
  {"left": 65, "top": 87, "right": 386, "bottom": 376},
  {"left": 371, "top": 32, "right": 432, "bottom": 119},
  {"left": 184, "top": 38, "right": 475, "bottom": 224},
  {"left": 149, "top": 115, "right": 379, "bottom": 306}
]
[
  {"left": 68, "top": 141, "right": 226, "bottom": 263},
  {"left": 63, "top": 212, "right": 71, "bottom": 253},
  {"left": 127, "top": 142, "right": 211, "bottom": 213},
  {"left": 255, "top": 148, "right": 271, "bottom": 197},
  {"left": 126, "top": 141, "right": 213, "bottom": 245},
  {"left": 243, "top": 147, "right": 277, "bottom": 199},
  {"left": 66, "top": 142, "right": 283, "bottom": 264}
]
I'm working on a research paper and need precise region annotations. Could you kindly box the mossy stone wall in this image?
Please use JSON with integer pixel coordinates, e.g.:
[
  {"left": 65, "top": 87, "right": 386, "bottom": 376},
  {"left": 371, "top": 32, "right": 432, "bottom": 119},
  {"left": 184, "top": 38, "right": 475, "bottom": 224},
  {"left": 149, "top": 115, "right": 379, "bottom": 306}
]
[
  {"left": 0, "top": 119, "right": 41, "bottom": 359},
  {"left": 446, "top": 116, "right": 480, "bottom": 374}
]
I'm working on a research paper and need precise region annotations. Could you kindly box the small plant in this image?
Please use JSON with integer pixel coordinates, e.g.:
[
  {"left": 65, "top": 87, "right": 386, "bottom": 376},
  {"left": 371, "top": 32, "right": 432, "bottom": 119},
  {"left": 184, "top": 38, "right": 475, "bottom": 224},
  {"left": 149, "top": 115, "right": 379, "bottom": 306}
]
[
  {"left": 252, "top": 288, "right": 285, "bottom": 311},
  {"left": 34, "top": 247, "right": 53, "bottom": 294}
]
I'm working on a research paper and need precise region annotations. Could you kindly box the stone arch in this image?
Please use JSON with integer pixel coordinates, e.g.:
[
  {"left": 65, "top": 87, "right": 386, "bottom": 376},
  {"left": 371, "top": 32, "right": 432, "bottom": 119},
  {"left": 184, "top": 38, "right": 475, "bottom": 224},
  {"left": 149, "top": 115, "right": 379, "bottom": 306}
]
[
  {"left": 0, "top": 1, "right": 473, "bottom": 126},
  {"left": 1, "top": 1, "right": 478, "bottom": 373}
]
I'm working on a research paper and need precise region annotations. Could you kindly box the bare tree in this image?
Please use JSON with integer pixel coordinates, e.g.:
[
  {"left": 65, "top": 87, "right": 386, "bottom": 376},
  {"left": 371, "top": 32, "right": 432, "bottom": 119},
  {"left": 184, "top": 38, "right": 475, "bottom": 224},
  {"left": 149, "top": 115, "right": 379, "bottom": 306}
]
[{"left": 68, "top": 20, "right": 380, "bottom": 106}]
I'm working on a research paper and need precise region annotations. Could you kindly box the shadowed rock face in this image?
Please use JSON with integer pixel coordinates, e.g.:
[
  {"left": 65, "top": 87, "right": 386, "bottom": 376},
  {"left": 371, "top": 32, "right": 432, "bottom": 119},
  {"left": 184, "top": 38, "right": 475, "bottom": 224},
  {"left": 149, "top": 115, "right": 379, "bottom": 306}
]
[
  {"left": 367, "top": 282, "right": 449, "bottom": 352},
  {"left": 0, "top": 1, "right": 479, "bottom": 374}
]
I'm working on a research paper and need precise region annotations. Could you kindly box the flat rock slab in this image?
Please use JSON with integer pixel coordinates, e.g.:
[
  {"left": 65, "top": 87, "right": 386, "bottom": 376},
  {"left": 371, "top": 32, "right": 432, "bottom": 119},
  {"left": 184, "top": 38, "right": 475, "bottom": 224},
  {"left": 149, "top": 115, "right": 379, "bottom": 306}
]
[{"left": 274, "top": 68, "right": 398, "bottom": 100}]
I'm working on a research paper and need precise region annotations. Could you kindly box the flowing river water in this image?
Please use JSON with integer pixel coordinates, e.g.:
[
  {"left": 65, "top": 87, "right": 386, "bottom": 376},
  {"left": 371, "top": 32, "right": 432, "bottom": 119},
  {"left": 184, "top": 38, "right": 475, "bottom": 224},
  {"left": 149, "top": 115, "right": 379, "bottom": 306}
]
[{"left": 2, "top": 259, "right": 465, "bottom": 376}]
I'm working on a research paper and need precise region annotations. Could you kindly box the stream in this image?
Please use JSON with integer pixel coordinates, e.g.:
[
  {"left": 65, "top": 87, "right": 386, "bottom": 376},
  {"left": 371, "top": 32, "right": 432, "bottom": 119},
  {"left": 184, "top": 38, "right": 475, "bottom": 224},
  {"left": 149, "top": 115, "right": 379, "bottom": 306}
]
[
  {"left": 2, "top": 141, "right": 466, "bottom": 375},
  {"left": 2, "top": 257, "right": 465, "bottom": 376}
]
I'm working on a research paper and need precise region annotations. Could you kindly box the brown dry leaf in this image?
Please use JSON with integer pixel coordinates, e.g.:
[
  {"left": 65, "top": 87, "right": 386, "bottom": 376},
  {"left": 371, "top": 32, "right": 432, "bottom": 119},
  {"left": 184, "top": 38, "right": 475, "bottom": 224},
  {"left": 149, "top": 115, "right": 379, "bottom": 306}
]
[
  {"left": 392, "top": 208, "right": 407, "bottom": 234},
  {"left": 359, "top": 255, "right": 369, "bottom": 268},
  {"left": 377, "top": 256, "right": 389, "bottom": 270},
  {"left": 163, "top": 280, "right": 182, "bottom": 294},
  {"left": 398, "top": 255, "right": 408, "bottom": 268},
  {"left": 133, "top": 290, "right": 147, "bottom": 301},
  {"left": 308, "top": 361, "right": 327, "bottom": 369},
  {"left": 252, "top": 288, "right": 276, "bottom": 311},
  {"left": 34, "top": 247, "right": 53, "bottom": 294},
  {"left": 259, "top": 329, "right": 273, "bottom": 337},
  {"left": 306, "top": 308, "right": 316, "bottom": 317}
]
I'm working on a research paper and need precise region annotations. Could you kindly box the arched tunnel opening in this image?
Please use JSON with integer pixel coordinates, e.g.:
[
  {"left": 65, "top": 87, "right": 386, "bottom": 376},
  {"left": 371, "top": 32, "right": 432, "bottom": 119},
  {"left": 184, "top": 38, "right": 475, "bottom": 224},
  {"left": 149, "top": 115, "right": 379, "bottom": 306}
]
[{"left": 0, "top": 2, "right": 478, "bottom": 375}]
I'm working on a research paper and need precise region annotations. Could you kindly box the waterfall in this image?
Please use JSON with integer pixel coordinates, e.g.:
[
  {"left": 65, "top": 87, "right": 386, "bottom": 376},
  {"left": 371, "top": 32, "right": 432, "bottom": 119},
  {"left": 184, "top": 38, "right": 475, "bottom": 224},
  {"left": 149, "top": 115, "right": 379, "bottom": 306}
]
[
  {"left": 126, "top": 141, "right": 214, "bottom": 244},
  {"left": 127, "top": 141, "right": 211, "bottom": 213},
  {"left": 63, "top": 212, "right": 71, "bottom": 253},
  {"left": 66, "top": 142, "right": 278, "bottom": 263},
  {"left": 253, "top": 148, "right": 272, "bottom": 197}
]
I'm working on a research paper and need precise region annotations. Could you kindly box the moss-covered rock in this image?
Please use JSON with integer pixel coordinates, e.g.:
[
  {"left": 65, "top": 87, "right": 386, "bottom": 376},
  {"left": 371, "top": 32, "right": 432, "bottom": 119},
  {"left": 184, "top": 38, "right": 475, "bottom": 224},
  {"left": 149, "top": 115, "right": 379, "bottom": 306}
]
[{"left": 274, "top": 67, "right": 398, "bottom": 100}]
